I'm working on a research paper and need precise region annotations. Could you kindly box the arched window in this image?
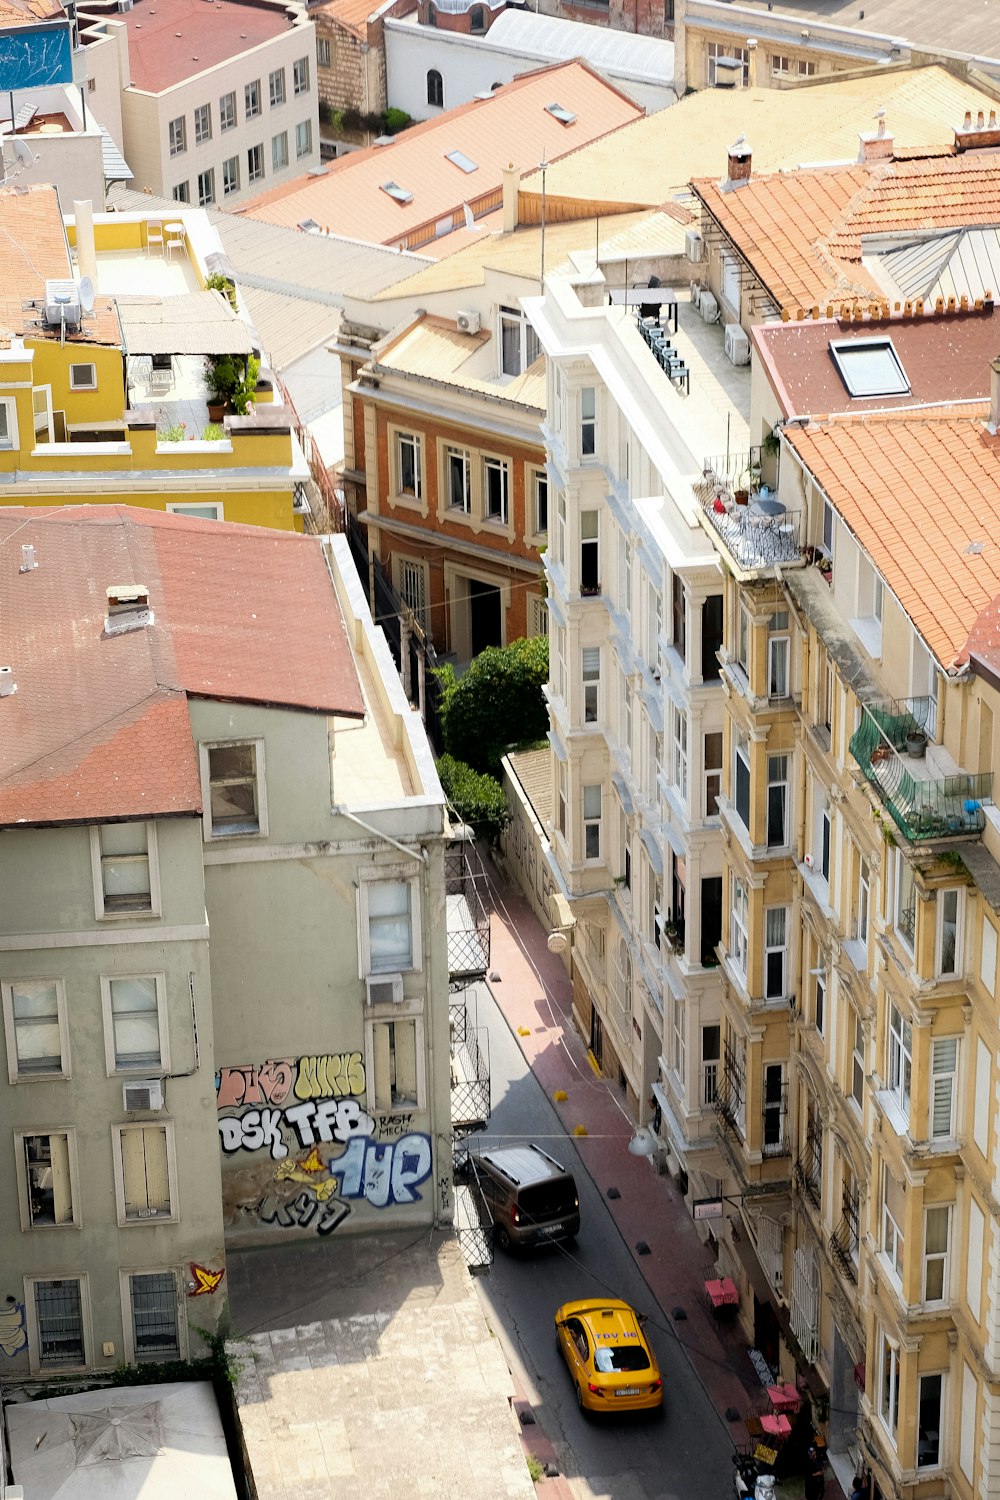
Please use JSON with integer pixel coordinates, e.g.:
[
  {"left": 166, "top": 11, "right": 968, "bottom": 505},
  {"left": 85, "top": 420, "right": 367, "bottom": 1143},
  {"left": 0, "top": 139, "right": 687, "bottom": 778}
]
[
  {"left": 470, "top": 4, "right": 485, "bottom": 29},
  {"left": 427, "top": 68, "right": 443, "bottom": 106}
]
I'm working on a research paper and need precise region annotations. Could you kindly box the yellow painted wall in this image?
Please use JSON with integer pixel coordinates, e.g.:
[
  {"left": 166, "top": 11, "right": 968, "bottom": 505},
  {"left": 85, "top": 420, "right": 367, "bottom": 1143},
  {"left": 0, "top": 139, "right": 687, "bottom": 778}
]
[{"left": 28, "top": 340, "right": 126, "bottom": 427}]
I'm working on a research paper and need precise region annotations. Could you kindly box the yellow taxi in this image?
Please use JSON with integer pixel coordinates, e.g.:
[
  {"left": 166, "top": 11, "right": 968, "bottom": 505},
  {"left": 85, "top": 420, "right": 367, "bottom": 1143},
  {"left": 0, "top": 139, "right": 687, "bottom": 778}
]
[{"left": 554, "top": 1298, "right": 663, "bottom": 1414}]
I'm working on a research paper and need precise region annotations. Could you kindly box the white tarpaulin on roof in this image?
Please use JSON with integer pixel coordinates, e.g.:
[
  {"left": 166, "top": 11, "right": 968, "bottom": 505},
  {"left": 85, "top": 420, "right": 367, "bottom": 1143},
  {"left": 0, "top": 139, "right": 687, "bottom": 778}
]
[{"left": 118, "top": 293, "right": 252, "bottom": 356}]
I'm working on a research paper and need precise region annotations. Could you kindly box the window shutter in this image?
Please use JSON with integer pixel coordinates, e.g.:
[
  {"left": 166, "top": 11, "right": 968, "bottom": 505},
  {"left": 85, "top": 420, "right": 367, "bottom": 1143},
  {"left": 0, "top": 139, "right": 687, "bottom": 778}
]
[
  {"left": 582, "top": 647, "right": 600, "bottom": 676},
  {"left": 373, "top": 1024, "right": 392, "bottom": 1112},
  {"left": 50, "top": 1133, "right": 72, "bottom": 1224},
  {"left": 394, "top": 1020, "right": 418, "bottom": 1102},
  {"left": 960, "top": 1363, "right": 977, "bottom": 1479},
  {"left": 143, "top": 1128, "right": 170, "bottom": 1215},
  {"left": 931, "top": 1038, "right": 957, "bottom": 1138},
  {"left": 121, "top": 1128, "right": 148, "bottom": 1215}
]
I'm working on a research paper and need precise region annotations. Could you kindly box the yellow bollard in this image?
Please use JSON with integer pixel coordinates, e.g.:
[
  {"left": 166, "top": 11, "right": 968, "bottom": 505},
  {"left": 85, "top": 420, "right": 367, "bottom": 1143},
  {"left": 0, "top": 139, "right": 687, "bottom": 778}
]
[{"left": 554, "top": 1089, "right": 567, "bottom": 1102}]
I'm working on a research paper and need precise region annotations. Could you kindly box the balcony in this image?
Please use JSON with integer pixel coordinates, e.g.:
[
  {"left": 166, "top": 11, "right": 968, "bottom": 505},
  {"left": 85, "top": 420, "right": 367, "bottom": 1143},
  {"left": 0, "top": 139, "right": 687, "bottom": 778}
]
[
  {"left": 695, "top": 449, "right": 804, "bottom": 577},
  {"left": 850, "top": 699, "right": 991, "bottom": 842},
  {"left": 830, "top": 1202, "right": 860, "bottom": 1284},
  {"left": 761, "top": 1082, "right": 790, "bottom": 1159},
  {"left": 713, "top": 1040, "right": 745, "bottom": 1140},
  {"left": 445, "top": 837, "right": 490, "bottom": 980},
  {"left": 793, "top": 1137, "right": 822, "bottom": 1210}
]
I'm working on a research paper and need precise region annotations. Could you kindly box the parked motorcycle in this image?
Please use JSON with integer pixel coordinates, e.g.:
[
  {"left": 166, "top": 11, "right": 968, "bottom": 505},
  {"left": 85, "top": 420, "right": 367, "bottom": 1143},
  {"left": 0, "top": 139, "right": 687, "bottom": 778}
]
[{"left": 732, "top": 1451, "right": 777, "bottom": 1500}]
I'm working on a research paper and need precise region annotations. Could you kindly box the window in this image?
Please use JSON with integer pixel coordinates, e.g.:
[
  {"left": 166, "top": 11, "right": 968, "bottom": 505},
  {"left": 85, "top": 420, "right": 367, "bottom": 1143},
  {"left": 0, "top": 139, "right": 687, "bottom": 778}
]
[
  {"left": 293, "top": 55, "right": 310, "bottom": 94},
  {"left": 272, "top": 131, "right": 289, "bottom": 171},
  {"left": 582, "top": 647, "right": 600, "bottom": 723},
  {"left": 931, "top": 1037, "right": 958, "bottom": 1139},
  {"left": 198, "top": 167, "right": 215, "bottom": 206},
  {"left": 702, "top": 1024, "right": 720, "bottom": 1104},
  {"left": 426, "top": 68, "right": 443, "bottom": 106},
  {"left": 223, "top": 155, "right": 240, "bottom": 195},
  {"left": 396, "top": 431, "right": 421, "bottom": 499},
  {"left": 881, "top": 1164, "right": 904, "bottom": 1282},
  {"left": 18, "top": 1132, "right": 76, "bottom": 1227},
  {"left": 470, "top": 3, "right": 485, "bottom": 28},
  {"left": 814, "top": 972, "right": 826, "bottom": 1035},
  {"left": 673, "top": 706, "right": 688, "bottom": 801},
  {"left": 245, "top": 78, "right": 262, "bottom": 118},
  {"left": 737, "top": 602, "right": 750, "bottom": 673},
  {"left": 580, "top": 509, "right": 599, "bottom": 593},
  {"left": 317, "top": 36, "right": 331, "bottom": 66},
  {"left": 765, "top": 907, "right": 786, "bottom": 998},
  {"left": 763, "top": 1063, "right": 785, "bottom": 1151},
  {"left": 532, "top": 469, "right": 548, "bottom": 534},
  {"left": 583, "top": 784, "right": 601, "bottom": 859},
  {"left": 858, "top": 857, "right": 870, "bottom": 947},
  {"left": 820, "top": 804, "right": 831, "bottom": 882},
  {"left": 822, "top": 500, "right": 834, "bottom": 556},
  {"left": 768, "top": 632, "right": 789, "bottom": 698},
  {"left": 167, "top": 501, "right": 224, "bottom": 520},
  {"left": 202, "top": 740, "right": 265, "bottom": 838},
  {"left": 923, "top": 1206, "right": 950, "bottom": 1303},
  {"left": 917, "top": 1373, "right": 942, "bottom": 1468},
  {"left": 767, "top": 754, "right": 788, "bottom": 847},
  {"left": 619, "top": 541, "right": 632, "bottom": 622},
  {"left": 114, "top": 1124, "right": 173, "bottom": 1222},
  {"left": 172, "top": 181, "right": 190, "bottom": 204},
  {"left": 484, "top": 456, "right": 508, "bottom": 523},
  {"left": 831, "top": 337, "right": 910, "bottom": 399},
  {"left": 704, "top": 731, "right": 722, "bottom": 816},
  {"left": 879, "top": 1333, "right": 900, "bottom": 1441},
  {"left": 295, "top": 119, "right": 312, "bottom": 158},
  {"left": 102, "top": 975, "right": 166, "bottom": 1072},
  {"left": 0, "top": 398, "right": 15, "bottom": 449},
  {"left": 445, "top": 447, "right": 471, "bottom": 511},
  {"left": 771, "top": 53, "right": 816, "bottom": 76},
  {"left": 937, "top": 888, "right": 962, "bottom": 975},
  {"left": 220, "top": 91, "right": 236, "bottom": 130},
  {"left": 702, "top": 594, "right": 723, "bottom": 680},
  {"left": 730, "top": 876, "right": 748, "bottom": 977},
  {"left": 360, "top": 878, "right": 419, "bottom": 974},
  {"left": 128, "top": 1272, "right": 180, "bottom": 1362},
  {"left": 557, "top": 758, "right": 567, "bottom": 837},
  {"left": 194, "top": 103, "right": 211, "bottom": 144},
  {"left": 580, "top": 386, "right": 595, "bottom": 456},
  {"left": 32, "top": 1279, "right": 86, "bottom": 1368},
  {"left": 4, "top": 975, "right": 68, "bottom": 1080},
  {"left": 369, "top": 1017, "right": 422, "bottom": 1110},
  {"left": 168, "top": 116, "right": 186, "bottom": 156},
  {"left": 554, "top": 490, "right": 566, "bottom": 566},
  {"left": 69, "top": 362, "right": 97, "bottom": 390},
  {"left": 707, "top": 41, "right": 749, "bottom": 84},
  {"left": 982, "top": 919, "right": 998, "bottom": 993},
  {"left": 498, "top": 304, "right": 541, "bottom": 376},
  {"left": 92, "top": 821, "right": 158, "bottom": 916},
  {"left": 895, "top": 851, "right": 916, "bottom": 952},
  {"left": 671, "top": 573, "right": 686, "bottom": 659},
  {"left": 398, "top": 558, "right": 428, "bottom": 633},
  {"left": 528, "top": 595, "right": 548, "bottom": 638},
  {"left": 888, "top": 1002, "right": 912, "bottom": 1120},
  {"left": 734, "top": 731, "right": 751, "bottom": 829},
  {"left": 851, "top": 1009, "right": 864, "bottom": 1107}
]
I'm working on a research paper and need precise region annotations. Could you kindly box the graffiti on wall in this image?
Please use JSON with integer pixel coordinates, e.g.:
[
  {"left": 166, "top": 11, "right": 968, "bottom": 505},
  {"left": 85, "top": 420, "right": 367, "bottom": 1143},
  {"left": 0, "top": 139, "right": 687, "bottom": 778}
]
[
  {"left": 0, "top": 1301, "right": 26, "bottom": 1357},
  {"left": 187, "top": 1264, "right": 226, "bottom": 1298},
  {"left": 218, "top": 1054, "right": 432, "bottom": 1238}
]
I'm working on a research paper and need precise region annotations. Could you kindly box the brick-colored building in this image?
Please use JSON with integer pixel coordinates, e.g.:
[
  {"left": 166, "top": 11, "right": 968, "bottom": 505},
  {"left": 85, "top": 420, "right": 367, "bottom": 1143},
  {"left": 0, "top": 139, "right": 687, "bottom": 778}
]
[{"left": 310, "top": 0, "right": 409, "bottom": 135}]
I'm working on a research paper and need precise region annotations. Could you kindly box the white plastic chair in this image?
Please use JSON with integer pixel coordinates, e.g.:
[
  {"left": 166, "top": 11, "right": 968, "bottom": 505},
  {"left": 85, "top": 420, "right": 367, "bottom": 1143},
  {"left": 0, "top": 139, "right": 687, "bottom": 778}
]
[{"left": 145, "top": 220, "right": 164, "bottom": 254}]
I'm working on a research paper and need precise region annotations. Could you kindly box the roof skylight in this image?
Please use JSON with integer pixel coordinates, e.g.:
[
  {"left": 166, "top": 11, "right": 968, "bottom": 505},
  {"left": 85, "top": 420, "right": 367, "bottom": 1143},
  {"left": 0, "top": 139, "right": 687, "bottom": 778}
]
[
  {"left": 545, "top": 102, "right": 577, "bottom": 126},
  {"left": 446, "top": 149, "right": 478, "bottom": 174},
  {"left": 830, "top": 337, "right": 910, "bottom": 398},
  {"left": 380, "top": 181, "right": 413, "bottom": 205}
]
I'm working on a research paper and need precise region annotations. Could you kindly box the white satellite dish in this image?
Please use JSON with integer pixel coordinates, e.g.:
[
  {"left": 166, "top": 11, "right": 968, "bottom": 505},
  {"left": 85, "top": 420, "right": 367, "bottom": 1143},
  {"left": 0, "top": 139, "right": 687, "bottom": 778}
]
[
  {"left": 8, "top": 138, "right": 36, "bottom": 171},
  {"left": 78, "top": 276, "right": 96, "bottom": 314}
]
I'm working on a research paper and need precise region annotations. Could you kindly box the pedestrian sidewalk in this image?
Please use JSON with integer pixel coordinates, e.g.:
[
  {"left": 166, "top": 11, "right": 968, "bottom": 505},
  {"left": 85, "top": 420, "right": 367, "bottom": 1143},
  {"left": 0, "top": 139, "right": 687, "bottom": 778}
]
[{"left": 480, "top": 861, "right": 809, "bottom": 1463}]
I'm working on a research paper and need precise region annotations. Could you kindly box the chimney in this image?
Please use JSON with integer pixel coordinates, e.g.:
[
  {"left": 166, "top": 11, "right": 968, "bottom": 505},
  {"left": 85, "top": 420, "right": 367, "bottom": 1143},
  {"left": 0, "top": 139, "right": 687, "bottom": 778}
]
[
  {"left": 105, "top": 584, "right": 153, "bottom": 636},
  {"left": 0, "top": 666, "right": 16, "bottom": 698},
  {"left": 955, "top": 107, "right": 1000, "bottom": 152},
  {"left": 73, "top": 199, "right": 98, "bottom": 288},
  {"left": 989, "top": 357, "right": 1000, "bottom": 434},
  {"left": 724, "top": 134, "right": 752, "bottom": 189},
  {"left": 502, "top": 162, "right": 520, "bottom": 234},
  {"left": 19, "top": 544, "right": 37, "bottom": 572},
  {"left": 746, "top": 37, "right": 758, "bottom": 89},
  {"left": 858, "top": 109, "right": 894, "bottom": 164}
]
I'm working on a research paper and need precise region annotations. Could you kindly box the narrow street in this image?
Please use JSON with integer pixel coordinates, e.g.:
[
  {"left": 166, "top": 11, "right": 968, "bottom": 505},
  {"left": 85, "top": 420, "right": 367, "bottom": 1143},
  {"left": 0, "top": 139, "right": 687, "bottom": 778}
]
[{"left": 468, "top": 978, "right": 737, "bottom": 1500}]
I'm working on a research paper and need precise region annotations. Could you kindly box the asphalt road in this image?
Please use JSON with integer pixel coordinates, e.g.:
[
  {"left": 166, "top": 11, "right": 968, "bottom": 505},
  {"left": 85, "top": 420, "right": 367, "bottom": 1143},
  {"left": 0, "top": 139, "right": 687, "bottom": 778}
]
[{"left": 467, "top": 984, "right": 736, "bottom": 1500}]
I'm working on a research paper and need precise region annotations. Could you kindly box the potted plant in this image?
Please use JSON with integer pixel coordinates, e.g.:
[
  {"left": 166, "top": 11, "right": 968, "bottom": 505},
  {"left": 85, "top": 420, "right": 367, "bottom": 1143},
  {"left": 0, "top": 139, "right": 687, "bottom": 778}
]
[
  {"left": 906, "top": 728, "right": 928, "bottom": 758},
  {"left": 230, "top": 355, "right": 261, "bottom": 417},
  {"left": 205, "top": 354, "right": 241, "bottom": 421}
]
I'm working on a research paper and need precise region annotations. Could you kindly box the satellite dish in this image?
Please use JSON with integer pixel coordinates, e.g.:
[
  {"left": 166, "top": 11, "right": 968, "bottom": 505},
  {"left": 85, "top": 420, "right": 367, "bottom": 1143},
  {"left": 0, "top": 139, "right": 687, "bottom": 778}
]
[
  {"left": 78, "top": 276, "right": 96, "bottom": 314},
  {"left": 8, "top": 138, "right": 36, "bottom": 171}
]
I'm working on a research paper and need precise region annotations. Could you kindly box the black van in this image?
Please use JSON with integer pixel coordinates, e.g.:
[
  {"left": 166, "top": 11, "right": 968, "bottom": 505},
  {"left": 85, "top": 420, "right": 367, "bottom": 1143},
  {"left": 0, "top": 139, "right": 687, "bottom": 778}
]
[{"left": 476, "top": 1144, "right": 580, "bottom": 1251}]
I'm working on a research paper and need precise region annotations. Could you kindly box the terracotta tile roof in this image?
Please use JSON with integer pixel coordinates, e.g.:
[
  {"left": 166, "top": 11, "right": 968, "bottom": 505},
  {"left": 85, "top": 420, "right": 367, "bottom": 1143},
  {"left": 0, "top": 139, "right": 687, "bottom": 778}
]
[
  {"left": 111, "top": 0, "right": 293, "bottom": 94},
  {"left": 693, "top": 149, "right": 1000, "bottom": 312},
  {"left": 374, "top": 314, "right": 546, "bottom": 409},
  {"left": 0, "top": 0, "right": 64, "bottom": 19},
  {"left": 238, "top": 61, "right": 643, "bottom": 248},
  {"left": 0, "top": 183, "right": 71, "bottom": 332},
  {"left": 785, "top": 409, "right": 1000, "bottom": 668},
  {"left": 311, "top": 0, "right": 380, "bottom": 40},
  {"left": 0, "top": 507, "right": 365, "bottom": 827}
]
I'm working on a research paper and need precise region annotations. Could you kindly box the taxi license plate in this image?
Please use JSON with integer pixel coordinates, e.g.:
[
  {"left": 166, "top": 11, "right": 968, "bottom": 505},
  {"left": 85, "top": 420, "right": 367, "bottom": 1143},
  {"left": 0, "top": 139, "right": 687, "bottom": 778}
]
[{"left": 615, "top": 1387, "right": 640, "bottom": 1398}]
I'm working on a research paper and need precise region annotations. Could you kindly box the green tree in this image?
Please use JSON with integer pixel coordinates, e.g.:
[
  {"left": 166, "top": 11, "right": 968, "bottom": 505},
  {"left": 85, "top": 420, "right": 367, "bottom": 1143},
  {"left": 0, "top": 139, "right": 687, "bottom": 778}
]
[
  {"left": 436, "top": 636, "right": 549, "bottom": 776},
  {"left": 436, "top": 755, "right": 510, "bottom": 844}
]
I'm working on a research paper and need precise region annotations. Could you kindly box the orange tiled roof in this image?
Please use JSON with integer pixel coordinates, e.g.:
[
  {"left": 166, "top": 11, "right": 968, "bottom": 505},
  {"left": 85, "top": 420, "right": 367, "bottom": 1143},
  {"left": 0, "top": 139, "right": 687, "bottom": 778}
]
[
  {"left": 114, "top": 0, "right": 292, "bottom": 94},
  {"left": 692, "top": 150, "right": 1000, "bottom": 312},
  {"left": 0, "top": 0, "right": 64, "bottom": 19},
  {"left": 311, "top": 0, "right": 380, "bottom": 40},
  {"left": 785, "top": 409, "right": 1000, "bottom": 668},
  {"left": 0, "top": 183, "right": 71, "bottom": 332},
  {"left": 0, "top": 506, "right": 365, "bottom": 827},
  {"left": 238, "top": 61, "right": 643, "bottom": 249}
]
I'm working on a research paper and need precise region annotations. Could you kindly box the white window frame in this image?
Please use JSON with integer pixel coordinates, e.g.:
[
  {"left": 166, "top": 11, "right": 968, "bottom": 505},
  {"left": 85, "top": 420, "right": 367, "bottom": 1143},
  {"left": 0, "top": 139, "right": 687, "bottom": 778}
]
[
  {"left": 737, "top": 601, "right": 750, "bottom": 673},
  {"left": 193, "top": 102, "right": 211, "bottom": 144},
  {"left": 767, "top": 753, "right": 788, "bottom": 848},
  {"left": 879, "top": 1332, "right": 900, "bottom": 1443},
  {"left": 583, "top": 784, "right": 601, "bottom": 860},
  {"left": 764, "top": 906, "right": 787, "bottom": 999},
  {"left": 704, "top": 730, "right": 722, "bottom": 818},
  {"left": 881, "top": 1162, "right": 905, "bottom": 1284},
  {"left": 317, "top": 36, "right": 332, "bottom": 67},
  {"left": 100, "top": 972, "right": 170, "bottom": 1076},
  {"left": 295, "top": 119, "right": 312, "bottom": 159},
  {"left": 767, "top": 632, "right": 789, "bottom": 698},
  {"left": 3, "top": 977, "right": 70, "bottom": 1082},
  {"left": 923, "top": 1204, "right": 950, "bottom": 1304},
  {"left": 582, "top": 646, "right": 600, "bottom": 724},
  {"left": 365, "top": 1009, "right": 426, "bottom": 1113},
  {"left": 394, "top": 430, "right": 422, "bottom": 502},
  {"left": 0, "top": 396, "right": 18, "bottom": 450},
  {"left": 917, "top": 1372, "right": 944, "bottom": 1470},
  {"left": 858, "top": 857, "right": 870, "bottom": 947},
  {"left": 24, "top": 1274, "right": 92, "bottom": 1374},
  {"left": 528, "top": 594, "right": 548, "bottom": 638},
  {"left": 90, "top": 821, "right": 160, "bottom": 920},
  {"left": 222, "top": 155, "right": 240, "bottom": 195},
  {"left": 220, "top": 91, "right": 236, "bottom": 131},
  {"left": 936, "top": 888, "right": 963, "bottom": 977},
  {"left": 895, "top": 850, "right": 916, "bottom": 954},
  {"left": 167, "top": 500, "right": 225, "bottom": 520},
  {"left": 197, "top": 167, "right": 215, "bottom": 207},
  {"left": 120, "top": 1267, "right": 186, "bottom": 1365},
  {"left": 271, "top": 131, "right": 289, "bottom": 172},
  {"left": 730, "top": 876, "right": 749, "bottom": 979},
  {"left": 69, "top": 362, "right": 97, "bottom": 391},
  {"left": 888, "top": 1001, "right": 912, "bottom": 1121},
  {"left": 445, "top": 445, "right": 472, "bottom": 513},
  {"left": 199, "top": 738, "right": 267, "bottom": 840},
  {"left": 483, "top": 454, "right": 509, "bottom": 525},
  {"left": 172, "top": 181, "right": 190, "bottom": 204},
  {"left": 580, "top": 385, "right": 596, "bottom": 457},
  {"left": 14, "top": 1128, "right": 80, "bottom": 1230},
  {"left": 530, "top": 466, "right": 548, "bottom": 536},
  {"left": 814, "top": 972, "right": 826, "bottom": 1037},
  {"left": 396, "top": 555, "right": 429, "bottom": 634},
  {"left": 498, "top": 303, "right": 540, "bottom": 377},
  {"left": 931, "top": 1036, "right": 958, "bottom": 1140},
  {"left": 357, "top": 873, "right": 422, "bottom": 976},
  {"left": 168, "top": 115, "right": 186, "bottom": 156},
  {"left": 112, "top": 1122, "right": 178, "bottom": 1226},
  {"left": 247, "top": 142, "right": 264, "bottom": 183},
  {"left": 293, "top": 55, "right": 310, "bottom": 94},
  {"left": 673, "top": 705, "right": 688, "bottom": 802},
  {"left": 245, "top": 78, "right": 262, "bottom": 119},
  {"left": 734, "top": 730, "right": 751, "bottom": 830},
  {"left": 269, "top": 66, "right": 286, "bottom": 107}
]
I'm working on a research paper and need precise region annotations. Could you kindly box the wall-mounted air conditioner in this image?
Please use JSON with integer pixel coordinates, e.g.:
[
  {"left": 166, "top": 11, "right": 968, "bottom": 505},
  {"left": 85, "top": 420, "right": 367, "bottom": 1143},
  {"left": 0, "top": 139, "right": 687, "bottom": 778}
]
[
  {"left": 685, "top": 229, "right": 704, "bottom": 263},
  {"left": 690, "top": 282, "right": 703, "bottom": 310},
  {"left": 699, "top": 291, "right": 719, "bottom": 324},
  {"left": 456, "top": 309, "right": 481, "bottom": 334},
  {"left": 724, "top": 322, "right": 751, "bottom": 365},
  {"left": 366, "top": 972, "right": 405, "bottom": 1006},
  {"left": 123, "top": 1079, "right": 164, "bottom": 1111}
]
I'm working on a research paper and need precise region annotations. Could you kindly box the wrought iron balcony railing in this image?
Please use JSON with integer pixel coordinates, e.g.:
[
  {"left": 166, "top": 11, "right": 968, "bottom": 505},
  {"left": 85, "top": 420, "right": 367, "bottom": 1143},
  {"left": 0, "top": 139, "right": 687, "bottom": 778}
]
[
  {"left": 830, "top": 1203, "right": 860, "bottom": 1284},
  {"left": 849, "top": 700, "right": 991, "bottom": 842},
  {"left": 761, "top": 1081, "right": 790, "bottom": 1159},
  {"left": 793, "top": 1137, "right": 822, "bottom": 1209},
  {"left": 694, "top": 446, "right": 804, "bottom": 575},
  {"left": 713, "top": 1040, "right": 745, "bottom": 1139}
]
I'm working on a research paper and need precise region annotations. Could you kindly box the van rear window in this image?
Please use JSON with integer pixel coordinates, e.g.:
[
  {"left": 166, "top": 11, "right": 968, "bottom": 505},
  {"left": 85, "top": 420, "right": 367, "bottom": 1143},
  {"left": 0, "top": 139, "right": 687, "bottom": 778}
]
[{"left": 520, "top": 1180, "right": 577, "bottom": 1220}]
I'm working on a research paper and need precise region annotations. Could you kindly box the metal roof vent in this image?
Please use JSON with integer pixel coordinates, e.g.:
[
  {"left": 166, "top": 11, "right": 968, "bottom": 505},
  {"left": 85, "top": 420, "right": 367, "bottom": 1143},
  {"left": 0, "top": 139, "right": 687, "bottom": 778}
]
[
  {"left": 0, "top": 666, "right": 17, "bottom": 697},
  {"left": 105, "top": 584, "right": 153, "bottom": 636},
  {"left": 20, "top": 544, "right": 37, "bottom": 572}
]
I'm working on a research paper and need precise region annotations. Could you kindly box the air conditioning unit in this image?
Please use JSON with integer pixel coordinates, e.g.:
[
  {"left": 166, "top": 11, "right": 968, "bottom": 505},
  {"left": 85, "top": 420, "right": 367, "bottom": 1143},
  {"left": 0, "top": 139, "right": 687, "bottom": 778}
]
[
  {"left": 123, "top": 1079, "right": 164, "bottom": 1112},
  {"left": 366, "top": 972, "right": 404, "bottom": 1006},
  {"left": 118, "top": 0, "right": 134, "bottom": 11},
  {"left": 44, "top": 278, "right": 82, "bottom": 329},
  {"left": 724, "top": 322, "right": 751, "bottom": 365},
  {"left": 699, "top": 290, "right": 719, "bottom": 324},
  {"left": 690, "top": 282, "right": 703, "bottom": 310},
  {"left": 456, "top": 309, "right": 481, "bottom": 335},
  {"left": 685, "top": 229, "right": 704, "bottom": 263}
]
